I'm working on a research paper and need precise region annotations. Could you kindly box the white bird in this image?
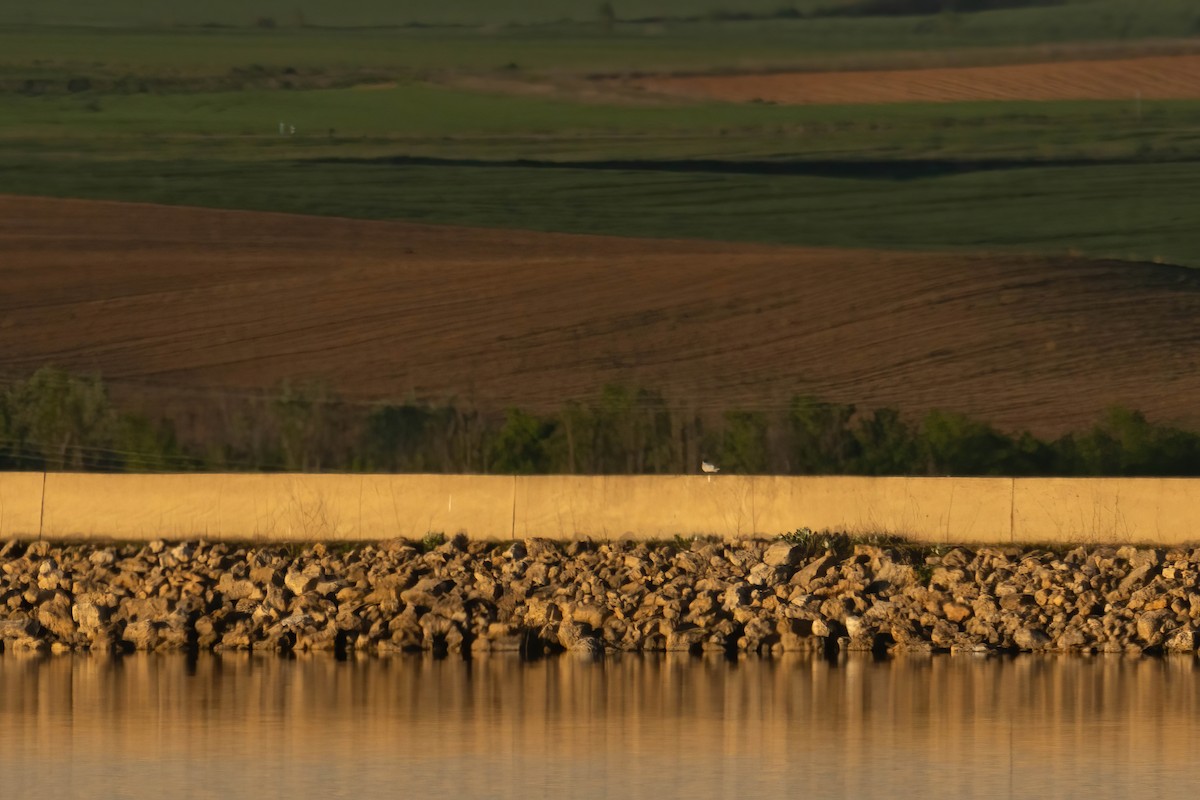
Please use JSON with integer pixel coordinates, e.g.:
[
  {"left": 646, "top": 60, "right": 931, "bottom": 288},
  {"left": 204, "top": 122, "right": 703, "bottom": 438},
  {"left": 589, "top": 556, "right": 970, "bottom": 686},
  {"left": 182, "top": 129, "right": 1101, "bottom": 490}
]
[{"left": 701, "top": 461, "right": 720, "bottom": 474}]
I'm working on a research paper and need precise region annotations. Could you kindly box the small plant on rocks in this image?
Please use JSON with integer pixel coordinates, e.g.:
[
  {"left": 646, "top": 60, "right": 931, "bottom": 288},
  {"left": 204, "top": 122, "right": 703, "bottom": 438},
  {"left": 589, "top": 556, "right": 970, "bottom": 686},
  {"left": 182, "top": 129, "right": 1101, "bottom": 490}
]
[
  {"left": 778, "top": 527, "right": 853, "bottom": 558},
  {"left": 419, "top": 532, "right": 447, "bottom": 553}
]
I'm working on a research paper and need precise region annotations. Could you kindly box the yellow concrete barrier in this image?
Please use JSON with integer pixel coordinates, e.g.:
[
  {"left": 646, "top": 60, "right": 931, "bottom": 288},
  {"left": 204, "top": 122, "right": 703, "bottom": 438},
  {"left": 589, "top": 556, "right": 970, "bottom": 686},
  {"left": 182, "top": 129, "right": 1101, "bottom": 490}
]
[
  {"left": 752, "top": 476, "right": 1013, "bottom": 544},
  {"left": 6, "top": 472, "right": 1200, "bottom": 544},
  {"left": 39, "top": 473, "right": 515, "bottom": 541},
  {"left": 0, "top": 472, "right": 44, "bottom": 539},
  {"left": 1012, "top": 478, "right": 1200, "bottom": 544},
  {"left": 514, "top": 475, "right": 755, "bottom": 539}
]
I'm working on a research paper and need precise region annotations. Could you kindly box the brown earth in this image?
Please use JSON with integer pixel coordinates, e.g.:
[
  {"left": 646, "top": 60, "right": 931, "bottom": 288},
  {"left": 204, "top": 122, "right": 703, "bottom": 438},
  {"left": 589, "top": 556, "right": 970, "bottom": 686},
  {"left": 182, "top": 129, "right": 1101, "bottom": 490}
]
[
  {"left": 3, "top": 195, "right": 1200, "bottom": 436},
  {"left": 630, "top": 54, "right": 1200, "bottom": 105}
]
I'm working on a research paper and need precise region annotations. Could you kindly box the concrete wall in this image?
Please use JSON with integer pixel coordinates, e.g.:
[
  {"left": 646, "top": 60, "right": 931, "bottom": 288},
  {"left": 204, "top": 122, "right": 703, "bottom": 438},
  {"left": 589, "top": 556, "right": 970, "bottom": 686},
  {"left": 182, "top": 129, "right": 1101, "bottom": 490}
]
[
  {"left": 0, "top": 472, "right": 43, "bottom": 540},
  {"left": 2, "top": 471, "right": 1200, "bottom": 544},
  {"left": 34, "top": 473, "right": 515, "bottom": 541}
]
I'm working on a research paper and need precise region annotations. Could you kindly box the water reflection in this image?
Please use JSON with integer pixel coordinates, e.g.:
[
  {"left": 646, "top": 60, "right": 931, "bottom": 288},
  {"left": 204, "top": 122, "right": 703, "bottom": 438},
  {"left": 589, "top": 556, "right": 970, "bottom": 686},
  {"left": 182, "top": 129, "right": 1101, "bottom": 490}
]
[{"left": 2, "top": 652, "right": 1198, "bottom": 799}]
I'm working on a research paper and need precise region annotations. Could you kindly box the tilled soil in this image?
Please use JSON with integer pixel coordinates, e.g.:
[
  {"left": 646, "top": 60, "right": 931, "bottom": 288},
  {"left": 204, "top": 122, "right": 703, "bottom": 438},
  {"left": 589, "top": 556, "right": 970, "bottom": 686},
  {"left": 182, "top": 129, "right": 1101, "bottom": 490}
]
[
  {"left": 632, "top": 55, "right": 1200, "bottom": 105},
  {"left": 4, "top": 195, "right": 1200, "bottom": 435}
]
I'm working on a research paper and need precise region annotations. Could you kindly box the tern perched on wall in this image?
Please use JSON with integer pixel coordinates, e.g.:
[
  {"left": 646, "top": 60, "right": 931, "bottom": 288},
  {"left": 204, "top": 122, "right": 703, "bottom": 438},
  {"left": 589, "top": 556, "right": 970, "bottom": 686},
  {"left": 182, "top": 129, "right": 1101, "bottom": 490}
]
[{"left": 702, "top": 461, "right": 719, "bottom": 482}]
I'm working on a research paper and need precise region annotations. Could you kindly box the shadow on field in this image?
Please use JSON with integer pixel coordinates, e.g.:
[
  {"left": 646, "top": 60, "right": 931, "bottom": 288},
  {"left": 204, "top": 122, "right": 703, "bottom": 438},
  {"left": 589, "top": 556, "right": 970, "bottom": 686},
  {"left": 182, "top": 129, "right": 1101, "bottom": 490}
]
[{"left": 307, "top": 154, "right": 1164, "bottom": 180}]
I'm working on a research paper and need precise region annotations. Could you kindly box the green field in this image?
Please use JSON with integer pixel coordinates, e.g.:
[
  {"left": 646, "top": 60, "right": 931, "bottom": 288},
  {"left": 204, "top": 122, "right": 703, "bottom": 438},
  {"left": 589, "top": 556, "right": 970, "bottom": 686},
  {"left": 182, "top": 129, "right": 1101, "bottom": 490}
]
[
  {"left": 5, "top": 154, "right": 1196, "bottom": 265},
  {"left": 3, "top": 0, "right": 1191, "bottom": 31},
  {"left": 1, "top": 0, "right": 813, "bottom": 28},
  {"left": 3, "top": 0, "right": 1199, "bottom": 82},
  {"left": 3, "top": 1, "right": 1199, "bottom": 263}
]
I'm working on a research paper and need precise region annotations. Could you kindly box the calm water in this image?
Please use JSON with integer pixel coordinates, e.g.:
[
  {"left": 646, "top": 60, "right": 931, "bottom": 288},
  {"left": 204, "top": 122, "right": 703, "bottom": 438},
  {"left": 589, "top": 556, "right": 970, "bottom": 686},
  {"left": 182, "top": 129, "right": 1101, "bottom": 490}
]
[{"left": 2, "top": 652, "right": 1199, "bottom": 799}]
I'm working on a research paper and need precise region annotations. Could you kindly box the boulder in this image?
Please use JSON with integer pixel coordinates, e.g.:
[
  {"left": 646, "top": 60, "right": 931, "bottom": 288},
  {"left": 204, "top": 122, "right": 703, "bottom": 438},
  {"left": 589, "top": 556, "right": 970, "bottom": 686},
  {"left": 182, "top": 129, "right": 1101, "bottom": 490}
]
[
  {"left": 1013, "top": 627, "right": 1051, "bottom": 651},
  {"left": 763, "top": 542, "right": 803, "bottom": 568}
]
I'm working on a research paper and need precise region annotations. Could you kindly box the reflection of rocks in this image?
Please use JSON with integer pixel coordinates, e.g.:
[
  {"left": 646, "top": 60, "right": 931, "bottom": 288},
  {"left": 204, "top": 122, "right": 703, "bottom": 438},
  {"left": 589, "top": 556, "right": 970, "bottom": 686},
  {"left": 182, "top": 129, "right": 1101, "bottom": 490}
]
[{"left": 1, "top": 538, "right": 1200, "bottom": 658}]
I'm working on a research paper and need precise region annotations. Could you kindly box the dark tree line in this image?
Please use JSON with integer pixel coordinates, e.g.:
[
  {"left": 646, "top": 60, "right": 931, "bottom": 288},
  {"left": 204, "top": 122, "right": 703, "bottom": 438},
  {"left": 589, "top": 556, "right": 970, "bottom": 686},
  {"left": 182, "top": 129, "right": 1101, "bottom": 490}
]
[{"left": 2, "top": 367, "right": 1200, "bottom": 477}]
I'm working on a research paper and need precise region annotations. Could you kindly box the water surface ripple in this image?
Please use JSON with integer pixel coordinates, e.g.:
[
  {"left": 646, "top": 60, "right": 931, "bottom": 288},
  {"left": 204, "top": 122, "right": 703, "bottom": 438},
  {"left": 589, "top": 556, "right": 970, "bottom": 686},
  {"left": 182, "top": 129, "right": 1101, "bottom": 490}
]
[{"left": 1, "top": 653, "right": 1197, "bottom": 799}]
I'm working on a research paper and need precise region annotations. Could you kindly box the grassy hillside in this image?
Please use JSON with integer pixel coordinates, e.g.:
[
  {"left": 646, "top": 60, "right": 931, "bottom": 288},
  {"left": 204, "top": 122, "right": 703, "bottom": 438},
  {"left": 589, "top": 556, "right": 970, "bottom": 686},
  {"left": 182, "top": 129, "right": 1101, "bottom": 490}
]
[
  {"left": 3, "top": 4, "right": 1200, "bottom": 80},
  {"left": 1, "top": 2, "right": 1196, "bottom": 260},
  {"left": 4, "top": 154, "right": 1195, "bottom": 264},
  {"left": 2, "top": 0, "right": 1187, "bottom": 30},
  {"left": 0, "top": 0, "right": 812, "bottom": 28},
  {"left": 3, "top": 73, "right": 1199, "bottom": 263}
]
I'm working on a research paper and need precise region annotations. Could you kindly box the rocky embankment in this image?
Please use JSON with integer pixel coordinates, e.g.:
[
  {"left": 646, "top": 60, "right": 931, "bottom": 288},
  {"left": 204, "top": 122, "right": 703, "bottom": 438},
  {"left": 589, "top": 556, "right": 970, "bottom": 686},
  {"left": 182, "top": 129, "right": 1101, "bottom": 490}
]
[{"left": 2, "top": 536, "right": 1199, "bottom": 657}]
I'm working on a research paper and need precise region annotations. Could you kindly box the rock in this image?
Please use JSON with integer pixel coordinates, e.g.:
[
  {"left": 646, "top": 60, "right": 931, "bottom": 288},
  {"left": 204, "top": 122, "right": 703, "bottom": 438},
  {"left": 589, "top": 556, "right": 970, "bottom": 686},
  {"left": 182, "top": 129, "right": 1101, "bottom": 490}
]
[
  {"left": 169, "top": 542, "right": 194, "bottom": 563},
  {"left": 666, "top": 625, "right": 706, "bottom": 652},
  {"left": 844, "top": 615, "right": 868, "bottom": 638},
  {"left": 284, "top": 570, "right": 318, "bottom": 595},
  {"left": 37, "top": 596, "right": 77, "bottom": 640},
  {"left": 747, "top": 562, "right": 784, "bottom": 587},
  {"left": 1014, "top": 627, "right": 1051, "bottom": 651},
  {"left": 722, "top": 583, "right": 753, "bottom": 610},
  {"left": 941, "top": 548, "right": 972, "bottom": 568},
  {"left": 874, "top": 560, "right": 916, "bottom": 589},
  {"left": 792, "top": 555, "right": 835, "bottom": 588},
  {"left": 36, "top": 560, "right": 66, "bottom": 591},
  {"left": 219, "top": 623, "right": 253, "bottom": 651},
  {"left": 569, "top": 636, "right": 604, "bottom": 657},
  {"left": 481, "top": 623, "right": 523, "bottom": 652},
  {"left": 1166, "top": 628, "right": 1196, "bottom": 653},
  {"left": 556, "top": 620, "right": 590, "bottom": 650},
  {"left": 930, "top": 619, "right": 958, "bottom": 648},
  {"left": 72, "top": 602, "right": 108, "bottom": 631},
  {"left": 217, "top": 574, "right": 263, "bottom": 602},
  {"left": 249, "top": 566, "right": 281, "bottom": 587},
  {"left": 2, "top": 537, "right": 1197, "bottom": 658},
  {"left": 1136, "top": 610, "right": 1173, "bottom": 646},
  {"left": 942, "top": 602, "right": 972, "bottom": 623},
  {"left": 8, "top": 636, "right": 46, "bottom": 653},
  {"left": 1055, "top": 627, "right": 1089, "bottom": 650},
  {"left": 570, "top": 604, "right": 607, "bottom": 629},
  {"left": 118, "top": 597, "right": 171, "bottom": 622},
  {"left": 1119, "top": 547, "right": 1161, "bottom": 570},
  {"left": 0, "top": 617, "right": 40, "bottom": 640},
  {"left": 1118, "top": 564, "right": 1153, "bottom": 594},
  {"left": 122, "top": 620, "right": 160, "bottom": 651},
  {"left": 419, "top": 613, "right": 463, "bottom": 652},
  {"left": 400, "top": 577, "right": 453, "bottom": 606},
  {"left": 763, "top": 542, "right": 803, "bottom": 567}
]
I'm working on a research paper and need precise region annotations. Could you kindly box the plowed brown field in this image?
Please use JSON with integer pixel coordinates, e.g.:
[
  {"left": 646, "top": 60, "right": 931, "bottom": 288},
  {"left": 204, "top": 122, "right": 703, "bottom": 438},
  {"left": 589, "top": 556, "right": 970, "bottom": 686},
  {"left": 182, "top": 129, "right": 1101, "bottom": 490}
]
[
  {"left": 633, "top": 55, "right": 1200, "bottom": 105},
  {"left": 4, "top": 195, "right": 1200, "bottom": 435}
]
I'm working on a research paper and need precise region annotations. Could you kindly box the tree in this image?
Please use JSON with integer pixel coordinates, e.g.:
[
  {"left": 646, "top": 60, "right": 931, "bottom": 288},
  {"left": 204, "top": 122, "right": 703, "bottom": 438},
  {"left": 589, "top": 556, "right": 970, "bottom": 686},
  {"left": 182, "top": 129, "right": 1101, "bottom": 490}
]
[
  {"left": 788, "top": 396, "right": 857, "bottom": 473},
  {"left": 114, "top": 413, "right": 188, "bottom": 472},
  {"left": 919, "top": 409, "right": 1017, "bottom": 476},
  {"left": 1066, "top": 406, "right": 1200, "bottom": 476},
  {"left": 487, "top": 408, "right": 556, "bottom": 474},
  {"left": 851, "top": 407, "right": 917, "bottom": 475},
  {"left": 361, "top": 402, "right": 456, "bottom": 472},
  {"left": 718, "top": 410, "right": 770, "bottom": 474},
  {"left": 553, "top": 386, "right": 676, "bottom": 474},
  {"left": 3, "top": 367, "right": 114, "bottom": 470},
  {"left": 272, "top": 381, "right": 342, "bottom": 472}
]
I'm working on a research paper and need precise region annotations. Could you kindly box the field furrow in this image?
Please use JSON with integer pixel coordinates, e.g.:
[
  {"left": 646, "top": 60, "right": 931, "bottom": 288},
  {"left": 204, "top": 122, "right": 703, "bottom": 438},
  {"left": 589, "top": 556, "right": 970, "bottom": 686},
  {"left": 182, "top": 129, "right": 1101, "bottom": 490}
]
[
  {"left": 4, "top": 195, "right": 1200, "bottom": 436},
  {"left": 633, "top": 55, "right": 1200, "bottom": 105}
]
